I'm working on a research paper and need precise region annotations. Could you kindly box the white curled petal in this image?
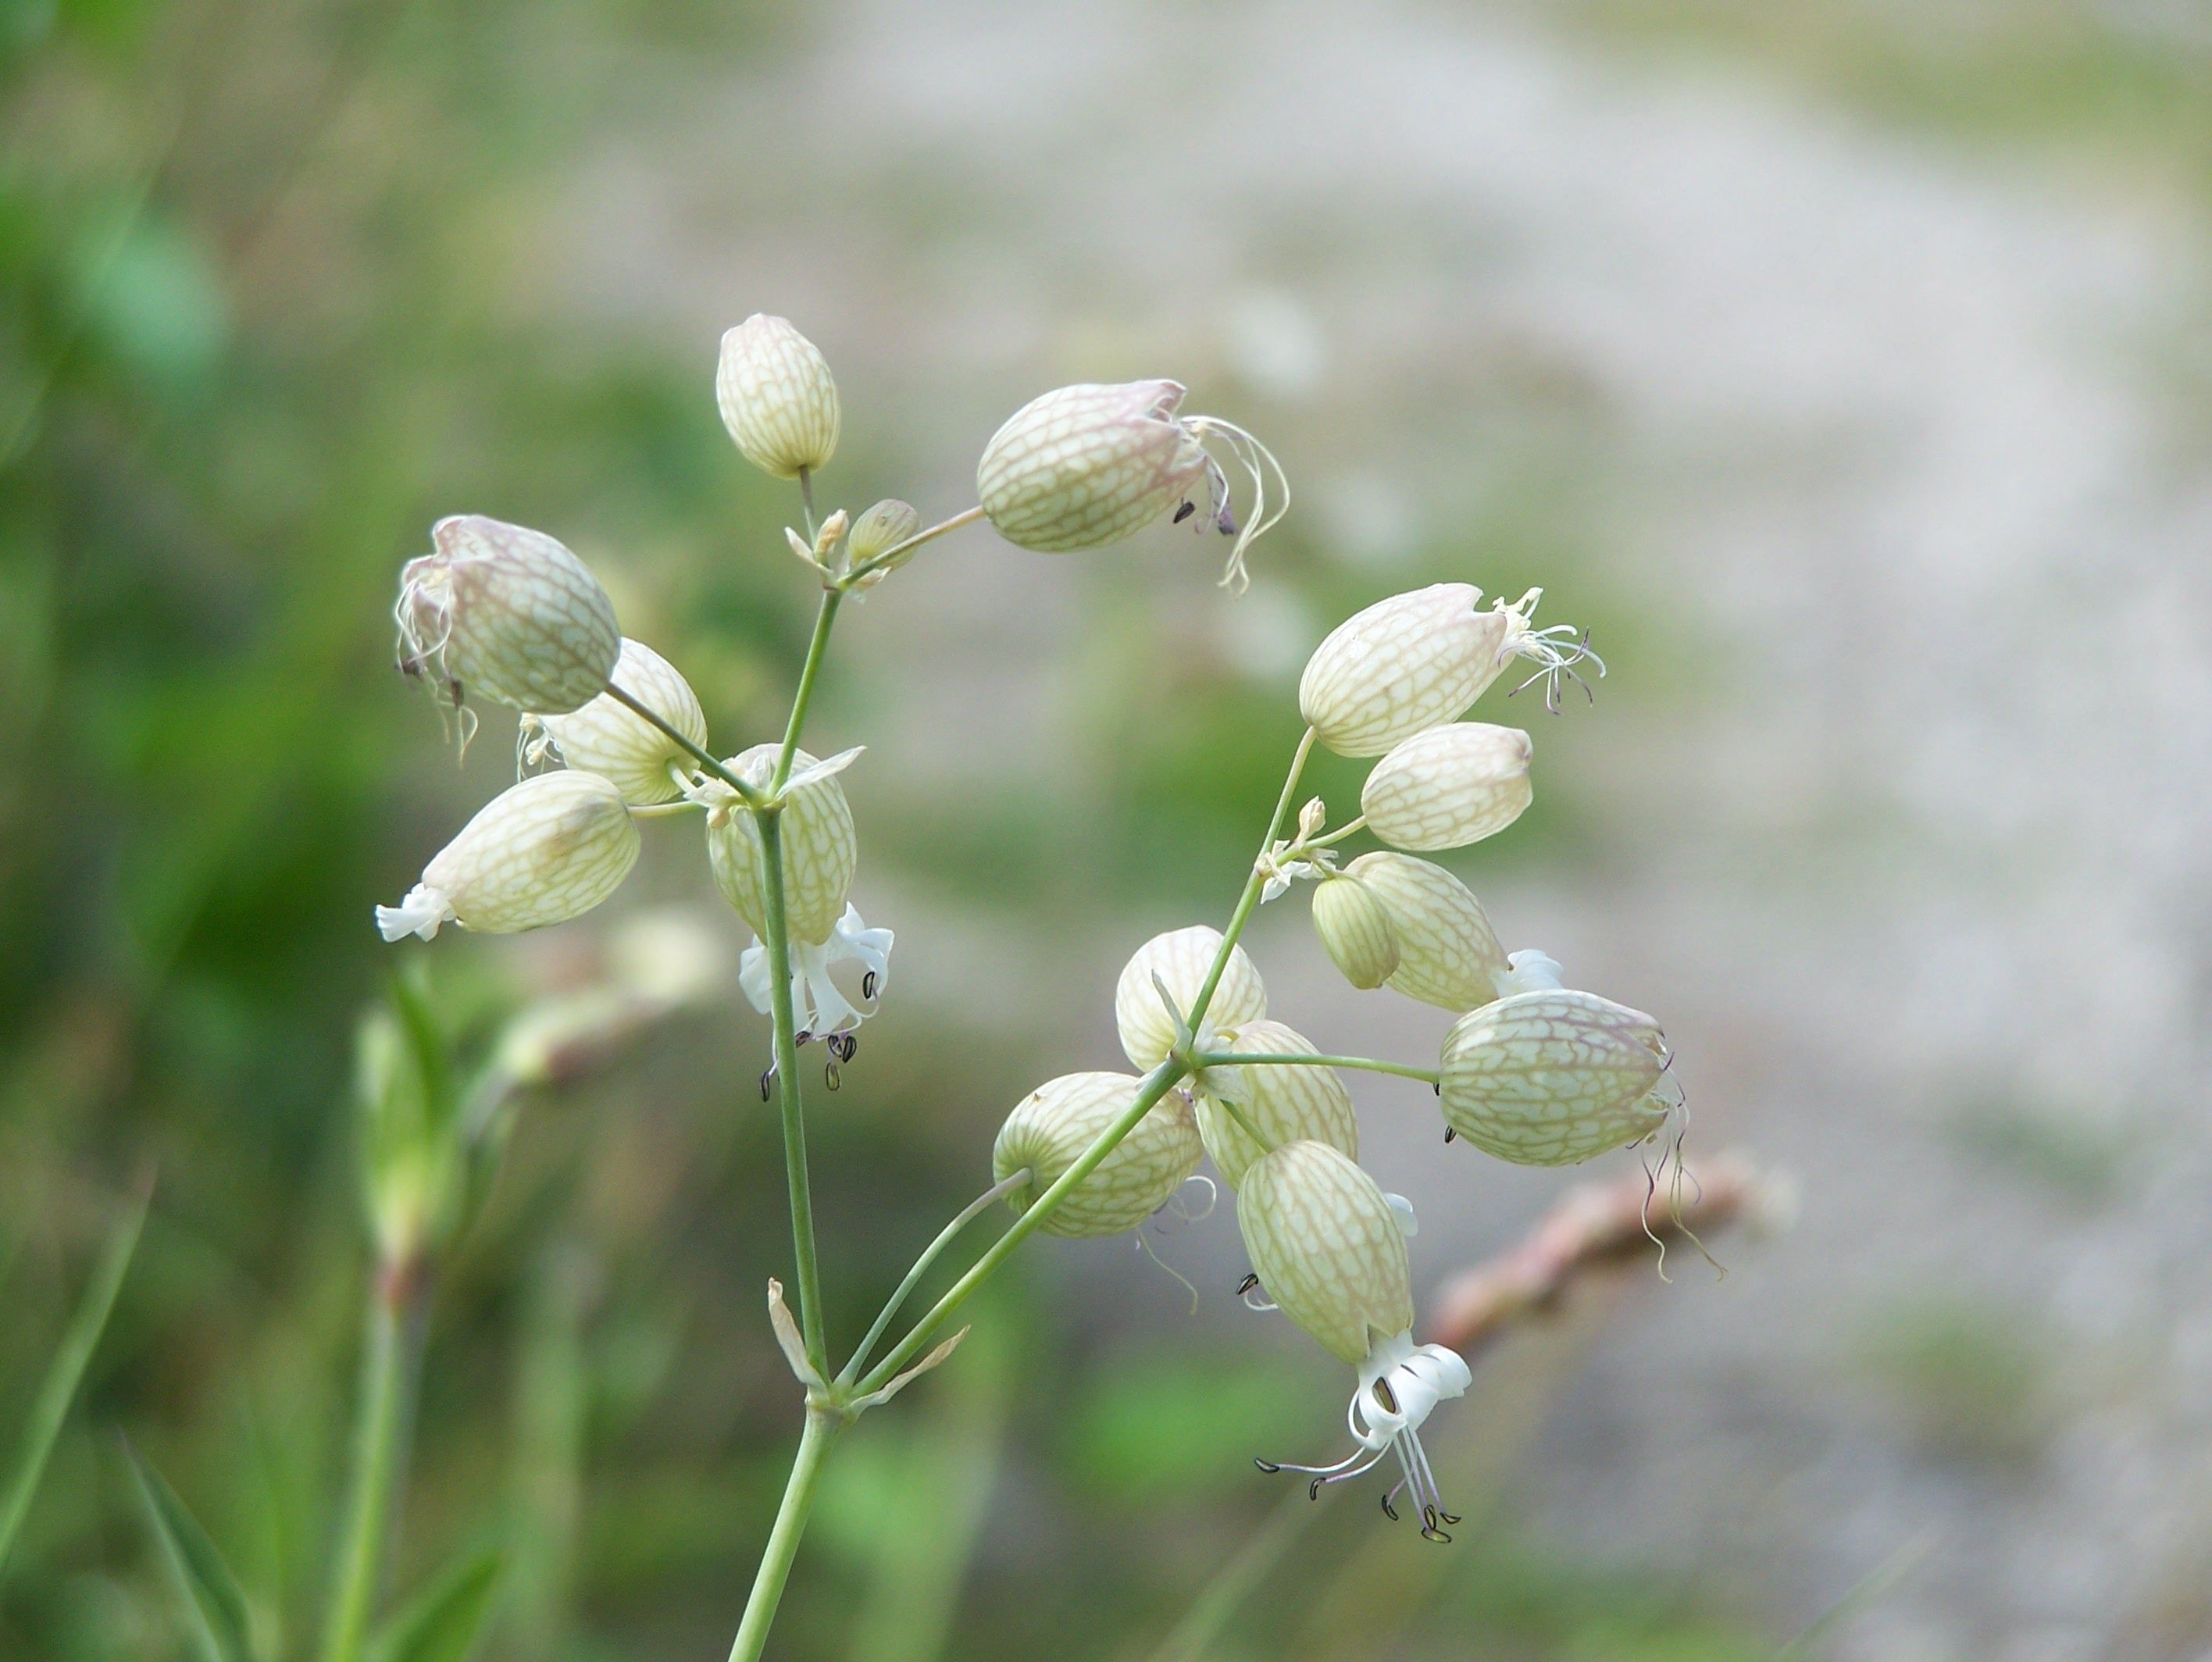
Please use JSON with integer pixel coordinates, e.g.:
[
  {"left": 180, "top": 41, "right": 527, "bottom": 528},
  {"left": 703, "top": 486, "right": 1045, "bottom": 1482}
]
[
  {"left": 375, "top": 883, "right": 455, "bottom": 942},
  {"left": 737, "top": 904, "right": 894, "bottom": 1034}
]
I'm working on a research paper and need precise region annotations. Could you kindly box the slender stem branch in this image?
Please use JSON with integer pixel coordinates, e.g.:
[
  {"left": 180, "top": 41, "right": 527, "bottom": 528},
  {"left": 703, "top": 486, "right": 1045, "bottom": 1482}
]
[
  {"left": 839, "top": 505, "right": 986, "bottom": 586},
  {"left": 856, "top": 1057, "right": 1188, "bottom": 1396},
  {"left": 757, "top": 813, "right": 828, "bottom": 1375},
  {"left": 318, "top": 1271, "right": 424, "bottom": 1662},
  {"left": 1305, "top": 815, "right": 1365, "bottom": 850},
  {"left": 1203, "top": 1089, "right": 1271, "bottom": 1150},
  {"left": 773, "top": 590, "right": 843, "bottom": 792},
  {"left": 1193, "top": 1050, "right": 1440, "bottom": 1086},
  {"left": 798, "top": 466, "right": 818, "bottom": 542},
  {"left": 725, "top": 1408, "right": 841, "bottom": 1662},
  {"left": 838, "top": 1170, "right": 1030, "bottom": 1387},
  {"left": 603, "top": 682, "right": 764, "bottom": 807},
  {"left": 1190, "top": 727, "right": 1315, "bottom": 1018}
]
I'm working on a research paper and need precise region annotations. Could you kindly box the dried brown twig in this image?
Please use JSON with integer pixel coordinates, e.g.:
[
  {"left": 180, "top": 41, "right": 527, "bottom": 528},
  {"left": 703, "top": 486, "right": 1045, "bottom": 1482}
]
[{"left": 1425, "top": 1148, "right": 1793, "bottom": 1358}]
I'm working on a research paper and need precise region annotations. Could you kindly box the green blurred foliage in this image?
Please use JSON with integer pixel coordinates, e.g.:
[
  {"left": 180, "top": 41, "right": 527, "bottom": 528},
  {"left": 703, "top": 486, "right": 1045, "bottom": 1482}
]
[{"left": 3, "top": 0, "right": 2058, "bottom": 1656}]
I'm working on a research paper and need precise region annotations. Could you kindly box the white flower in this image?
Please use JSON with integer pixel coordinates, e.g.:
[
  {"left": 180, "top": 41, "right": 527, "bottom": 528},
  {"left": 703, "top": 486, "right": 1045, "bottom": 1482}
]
[
  {"left": 1438, "top": 983, "right": 1671, "bottom": 1165},
  {"left": 738, "top": 903, "right": 893, "bottom": 1035},
  {"left": 1193, "top": 1020, "right": 1356, "bottom": 1189},
  {"left": 376, "top": 772, "right": 638, "bottom": 942},
  {"left": 1113, "top": 925, "right": 1268, "bottom": 1073},
  {"left": 975, "top": 380, "right": 1288, "bottom": 591},
  {"left": 394, "top": 515, "right": 620, "bottom": 726},
  {"left": 1361, "top": 722, "right": 1532, "bottom": 852},
  {"left": 1258, "top": 1331, "right": 1472, "bottom": 1538},
  {"left": 716, "top": 315, "right": 840, "bottom": 480},
  {"left": 1298, "top": 583, "right": 1603, "bottom": 757},
  {"left": 991, "top": 1070, "right": 1204, "bottom": 1239},
  {"left": 703, "top": 744, "right": 859, "bottom": 947},
  {"left": 523, "top": 637, "right": 707, "bottom": 804},
  {"left": 1343, "top": 852, "right": 1507, "bottom": 1011}
]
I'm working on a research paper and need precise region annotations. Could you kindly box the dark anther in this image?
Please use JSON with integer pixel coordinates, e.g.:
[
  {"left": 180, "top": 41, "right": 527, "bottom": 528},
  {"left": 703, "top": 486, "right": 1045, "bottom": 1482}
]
[
  {"left": 398, "top": 654, "right": 423, "bottom": 679},
  {"left": 1308, "top": 1478, "right": 1324, "bottom": 1502},
  {"left": 1421, "top": 1524, "right": 1453, "bottom": 1544},
  {"left": 1216, "top": 503, "right": 1240, "bottom": 536},
  {"left": 1443, "top": 1126, "right": 1456, "bottom": 1143},
  {"left": 862, "top": 971, "right": 878, "bottom": 1000},
  {"left": 824, "top": 1062, "right": 842, "bottom": 1091},
  {"left": 1235, "top": 1272, "right": 1261, "bottom": 1296},
  {"left": 758, "top": 1067, "right": 776, "bottom": 1101},
  {"left": 1432, "top": 1080, "right": 1442, "bottom": 1096},
  {"left": 1438, "top": 1510, "right": 1463, "bottom": 1526},
  {"left": 1253, "top": 1459, "right": 1281, "bottom": 1474},
  {"left": 826, "top": 1032, "right": 856, "bottom": 1063},
  {"left": 1420, "top": 1507, "right": 1453, "bottom": 1543},
  {"left": 794, "top": 1029, "right": 812, "bottom": 1047},
  {"left": 1172, "top": 499, "right": 1197, "bottom": 524},
  {"left": 1380, "top": 1493, "right": 1400, "bottom": 1521}
]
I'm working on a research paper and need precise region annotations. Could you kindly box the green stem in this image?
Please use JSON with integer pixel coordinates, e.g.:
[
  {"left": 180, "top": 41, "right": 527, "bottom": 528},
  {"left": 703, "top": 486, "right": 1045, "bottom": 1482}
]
[
  {"left": 798, "top": 466, "right": 818, "bottom": 542},
  {"left": 838, "top": 1170, "right": 1030, "bottom": 1387},
  {"left": 318, "top": 1270, "right": 424, "bottom": 1662},
  {"left": 756, "top": 811, "right": 828, "bottom": 1375},
  {"left": 602, "top": 683, "right": 765, "bottom": 807},
  {"left": 855, "top": 1057, "right": 1188, "bottom": 1396},
  {"left": 773, "top": 589, "right": 843, "bottom": 792},
  {"left": 857, "top": 724, "right": 1320, "bottom": 1397},
  {"left": 1305, "top": 814, "right": 1365, "bottom": 850},
  {"left": 839, "top": 505, "right": 986, "bottom": 586},
  {"left": 1188, "top": 727, "right": 1315, "bottom": 1019},
  {"left": 1193, "top": 1050, "right": 1440, "bottom": 1086},
  {"left": 725, "top": 1408, "right": 841, "bottom": 1662}
]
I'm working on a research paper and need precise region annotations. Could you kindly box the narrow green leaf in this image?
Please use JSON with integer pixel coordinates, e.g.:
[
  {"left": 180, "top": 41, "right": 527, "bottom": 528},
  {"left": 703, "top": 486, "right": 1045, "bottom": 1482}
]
[
  {"left": 367, "top": 1549, "right": 505, "bottom": 1662},
  {"left": 126, "top": 1441, "right": 259, "bottom": 1662},
  {"left": 0, "top": 1184, "right": 149, "bottom": 1581}
]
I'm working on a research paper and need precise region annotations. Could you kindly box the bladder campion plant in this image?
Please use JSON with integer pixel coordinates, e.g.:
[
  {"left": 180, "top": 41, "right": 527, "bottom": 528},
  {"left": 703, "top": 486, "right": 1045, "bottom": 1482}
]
[{"left": 376, "top": 316, "right": 1671, "bottom": 1660}]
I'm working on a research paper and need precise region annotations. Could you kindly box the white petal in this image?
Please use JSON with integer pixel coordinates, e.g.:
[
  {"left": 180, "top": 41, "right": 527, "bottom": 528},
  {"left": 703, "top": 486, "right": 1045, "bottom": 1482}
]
[
  {"left": 781, "top": 746, "right": 865, "bottom": 793},
  {"left": 376, "top": 883, "right": 455, "bottom": 942}
]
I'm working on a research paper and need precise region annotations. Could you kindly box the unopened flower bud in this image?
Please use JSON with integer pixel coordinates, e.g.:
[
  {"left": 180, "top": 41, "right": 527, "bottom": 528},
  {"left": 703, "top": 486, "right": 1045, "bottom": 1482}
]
[
  {"left": 716, "top": 315, "right": 840, "bottom": 480},
  {"left": 376, "top": 772, "right": 638, "bottom": 942},
  {"left": 976, "top": 380, "right": 1287, "bottom": 590},
  {"left": 524, "top": 638, "right": 706, "bottom": 804},
  {"left": 1196, "top": 1021, "right": 1357, "bottom": 1189},
  {"left": 1114, "top": 924, "right": 1268, "bottom": 1071},
  {"left": 1237, "top": 1141, "right": 1412, "bottom": 1364},
  {"left": 993, "top": 1071, "right": 1203, "bottom": 1237},
  {"left": 1308, "top": 874, "right": 1400, "bottom": 990},
  {"left": 1299, "top": 583, "right": 1512, "bottom": 757},
  {"left": 847, "top": 498, "right": 921, "bottom": 566},
  {"left": 1344, "top": 852, "right": 1507, "bottom": 1011},
  {"left": 395, "top": 515, "right": 620, "bottom": 719},
  {"left": 705, "top": 744, "right": 857, "bottom": 947},
  {"left": 1361, "top": 722, "right": 1532, "bottom": 851},
  {"left": 1300, "top": 585, "right": 1604, "bottom": 751},
  {"left": 1439, "top": 990, "right": 1671, "bottom": 1164}
]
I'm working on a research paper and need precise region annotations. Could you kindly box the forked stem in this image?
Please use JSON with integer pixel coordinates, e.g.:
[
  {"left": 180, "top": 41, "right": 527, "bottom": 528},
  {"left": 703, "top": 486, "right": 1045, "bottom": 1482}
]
[
  {"left": 602, "top": 682, "right": 765, "bottom": 807},
  {"left": 839, "top": 1169, "right": 1031, "bottom": 1386},
  {"left": 854, "top": 725, "right": 1319, "bottom": 1396}
]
